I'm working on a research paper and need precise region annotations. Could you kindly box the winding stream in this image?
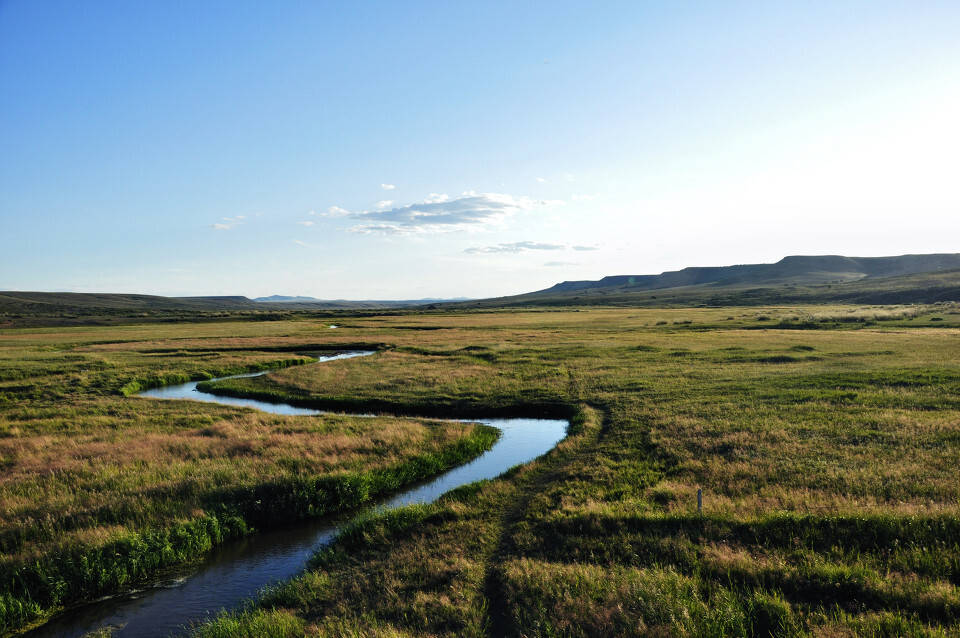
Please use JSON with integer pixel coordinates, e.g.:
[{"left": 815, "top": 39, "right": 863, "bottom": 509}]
[{"left": 27, "top": 351, "right": 568, "bottom": 638}]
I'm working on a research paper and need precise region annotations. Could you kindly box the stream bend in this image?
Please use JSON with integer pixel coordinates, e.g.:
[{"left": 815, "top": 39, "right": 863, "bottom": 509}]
[{"left": 27, "top": 351, "right": 568, "bottom": 638}]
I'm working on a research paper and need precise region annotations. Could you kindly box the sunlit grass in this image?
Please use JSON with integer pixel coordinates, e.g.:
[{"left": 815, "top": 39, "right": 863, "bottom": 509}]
[
  {"left": 2, "top": 305, "right": 959, "bottom": 636},
  {"left": 0, "top": 327, "right": 497, "bottom": 634}
]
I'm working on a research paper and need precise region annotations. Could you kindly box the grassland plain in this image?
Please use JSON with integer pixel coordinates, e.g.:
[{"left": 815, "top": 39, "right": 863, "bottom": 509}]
[
  {"left": 2, "top": 305, "right": 959, "bottom": 637},
  {"left": 179, "top": 304, "right": 960, "bottom": 637},
  {"left": 0, "top": 323, "right": 500, "bottom": 635}
]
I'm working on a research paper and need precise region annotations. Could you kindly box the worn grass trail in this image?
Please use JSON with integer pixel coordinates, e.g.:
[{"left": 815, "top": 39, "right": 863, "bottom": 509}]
[
  {"left": 189, "top": 406, "right": 603, "bottom": 638},
  {"left": 482, "top": 406, "right": 606, "bottom": 638}
]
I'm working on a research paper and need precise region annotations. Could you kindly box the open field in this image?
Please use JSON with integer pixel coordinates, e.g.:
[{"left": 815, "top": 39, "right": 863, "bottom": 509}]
[
  {"left": 0, "top": 324, "right": 498, "bottom": 634},
  {"left": 2, "top": 304, "right": 960, "bottom": 636},
  {"left": 0, "top": 293, "right": 457, "bottom": 330},
  {"left": 184, "top": 304, "right": 960, "bottom": 637}
]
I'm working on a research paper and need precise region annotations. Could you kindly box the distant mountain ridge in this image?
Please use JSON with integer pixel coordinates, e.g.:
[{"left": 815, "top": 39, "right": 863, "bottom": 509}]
[
  {"left": 253, "top": 295, "right": 472, "bottom": 305},
  {"left": 253, "top": 295, "right": 321, "bottom": 303},
  {"left": 3, "top": 254, "right": 958, "bottom": 326},
  {"left": 541, "top": 254, "right": 960, "bottom": 294},
  {"left": 448, "top": 253, "right": 960, "bottom": 308},
  {"left": 0, "top": 292, "right": 256, "bottom": 311},
  {"left": 0, "top": 292, "right": 475, "bottom": 323}
]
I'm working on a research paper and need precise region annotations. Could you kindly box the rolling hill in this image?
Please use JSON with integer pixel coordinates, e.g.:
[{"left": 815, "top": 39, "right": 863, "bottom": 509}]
[
  {"left": 0, "top": 292, "right": 257, "bottom": 312},
  {"left": 0, "top": 292, "right": 471, "bottom": 327},
  {"left": 3, "top": 254, "right": 958, "bottom": 326}
]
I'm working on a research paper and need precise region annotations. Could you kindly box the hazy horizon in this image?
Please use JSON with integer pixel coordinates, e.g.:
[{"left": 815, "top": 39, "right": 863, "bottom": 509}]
[
  {"left": 5, "top": 250, "right": 960, "bottom": 301},
  {"left": 3, "top": 2, "right": 959, "bottom": 299}
]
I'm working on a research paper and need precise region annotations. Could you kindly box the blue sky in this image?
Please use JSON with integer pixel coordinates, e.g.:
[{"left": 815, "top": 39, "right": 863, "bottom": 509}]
[{"left": 2, "top": 1, "right": 959, "bottom": 298}]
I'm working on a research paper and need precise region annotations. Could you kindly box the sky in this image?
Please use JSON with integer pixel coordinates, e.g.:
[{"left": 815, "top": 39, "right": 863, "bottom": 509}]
[{"left": 2, "top": 1, "right": 959, "bottom": 299}]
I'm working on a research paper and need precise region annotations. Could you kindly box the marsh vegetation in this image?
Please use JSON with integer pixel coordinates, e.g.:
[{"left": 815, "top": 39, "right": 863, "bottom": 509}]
[{"left": 0, "top": 328, "right": 496, "bottom": 634}]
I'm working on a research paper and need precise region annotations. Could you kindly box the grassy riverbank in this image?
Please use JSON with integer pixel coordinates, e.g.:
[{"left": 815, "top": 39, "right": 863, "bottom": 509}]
[
  {"left": 184, "top": 304, "right": 960, "bottom": 637},
  {"left": 0, "top": 326, "right": 498, "bottom": 635}
]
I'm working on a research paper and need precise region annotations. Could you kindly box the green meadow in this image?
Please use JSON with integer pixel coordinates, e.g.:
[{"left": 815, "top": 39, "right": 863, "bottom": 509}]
[
  {"left": 1, "top": 303, "right": 959, "bottom": 636},
  {"left": 0, "top": 324, "right": 496, "bottom": 635}
]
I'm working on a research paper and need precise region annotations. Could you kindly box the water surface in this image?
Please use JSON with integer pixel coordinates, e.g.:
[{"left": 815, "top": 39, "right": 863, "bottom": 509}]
[{"left": 27, "top": 351, "right": 567, "bottom": 638}]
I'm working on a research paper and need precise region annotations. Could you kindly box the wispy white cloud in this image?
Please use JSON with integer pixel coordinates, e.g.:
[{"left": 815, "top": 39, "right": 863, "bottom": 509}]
[
  {"left": 348, "top": 224, "right": 407, "bottom": 235},
  {"left": 292, "top": 239, "right": 310, "bottom": 247},
  {"left": 381, "top": 183, "right": 396, "bottom": 190},
  {"left": 376, "top": 200, "right": 393, "bottom": 209},
  {"left": 465, "top": 241, "right": 599, "bottom": 254},
  {"left": 348, "top": 192, "right": 557, "bottom": 235},
  {"left": 297, "top": 220, "right": 315, "bottom": 227},
  {"left": 545, "top": 261, "right": 579, "bottom": 267},
  {"left": 211, "top": 215, "right": 245, "bottom": 230},
  {"left": 323, "top": 206, "right": 351, "bottom": 217},
  {"left": 536, "top": 177, "right": 547, "bottom": 183},
  {"left": 425, "top": 193, "right": 449, "bottom": 203},
  {"left": 465, "top": 241, "right": 566, "bottom": 254},
  {"left": 571, "top": 193, "right": 597, "bottom": 201}
]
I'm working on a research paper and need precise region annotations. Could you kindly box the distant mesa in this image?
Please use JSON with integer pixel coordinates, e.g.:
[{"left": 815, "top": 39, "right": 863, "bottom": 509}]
[
  {"left": 540, "top": 254, "right": 960, "bottom": 294},
  {"left": 451, "top": 253, "right": 960, "bottom": 308}
]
